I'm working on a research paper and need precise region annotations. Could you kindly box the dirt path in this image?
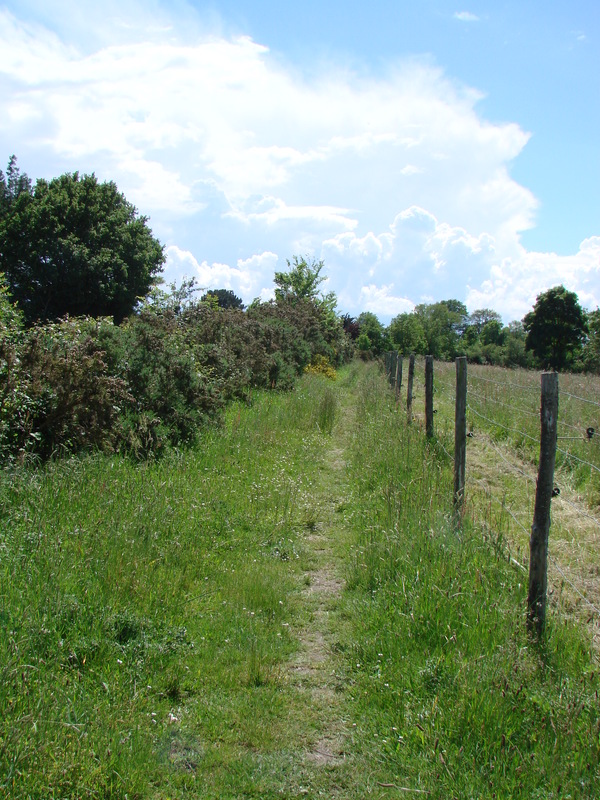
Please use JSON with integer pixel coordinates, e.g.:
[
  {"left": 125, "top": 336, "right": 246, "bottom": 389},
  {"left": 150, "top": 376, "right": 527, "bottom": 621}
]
[{"left": 284, "top": 392, "right": 357, "bottom": 781}]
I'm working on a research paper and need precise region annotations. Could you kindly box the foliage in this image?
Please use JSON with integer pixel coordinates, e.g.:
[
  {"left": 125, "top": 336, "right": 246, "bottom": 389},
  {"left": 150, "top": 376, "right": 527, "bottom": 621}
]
[
  {"left": 583, "top": 309, "right": 600, "bottom": 372},
  {"left": 201, "top": 288, "right": 245, "bottom": 309},
  {"left": 413, "top": 299, "right": 467, "bottom": 360},
  {"left": 467, "top": 307, "right": 502, "bottom": 333},
  {"left": 388, "top": 311, "right": 427, "bottom": 355},
  {"left": 523, "top": 285, "right": 587, "bottom": 370},
  {"left": 273, "top": 255, "right": 326, "bottom": 303},
  {"left": 341, "top": 313, "right": 360, "bottom": 340},
  {"left": 357, "top": 311, "right": 388, "bottom": 356},
  {"left": 0, "top": 316, "right": 130, "bottom": 462},
  {"left": 303, "top": 354, "right": 337, "bottom": 380},
  {"left": 0, "top": 257, "right": 352, "bottom": 463},
  {"left": 0, "top": 159, "right": 165, "bottom": 324},
  {"left": 0, "top": 154, "right": 32, "bottom": 215}
]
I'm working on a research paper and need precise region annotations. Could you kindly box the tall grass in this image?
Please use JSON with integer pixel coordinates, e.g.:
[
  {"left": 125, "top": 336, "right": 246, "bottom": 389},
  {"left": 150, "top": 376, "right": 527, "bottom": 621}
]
[
  {"left": 0, "top": 378, "right": 338, "bottom": 798},
  {"left": 1, "top": 361, "right": 598, "bottom": 798},
  {"left": 340, "top": 362, "right": 600, "bottom": 798}
]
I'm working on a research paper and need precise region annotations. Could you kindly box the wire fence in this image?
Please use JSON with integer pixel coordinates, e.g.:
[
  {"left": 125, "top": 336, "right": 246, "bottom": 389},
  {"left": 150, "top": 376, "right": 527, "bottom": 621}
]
[{"left": 385, "top": 354, "right": 600, "bottom": 640}]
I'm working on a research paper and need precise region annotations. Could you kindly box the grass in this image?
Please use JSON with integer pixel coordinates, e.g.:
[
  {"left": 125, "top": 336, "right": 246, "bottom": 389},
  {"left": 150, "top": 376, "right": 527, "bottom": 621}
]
[
  {"left": 422, "top": 358, "right": 600, "bottom": 634},
  {"left": 1, "top": 361, "right": 599, "bottom": 798},
  {"left": 340, "top": 364, "right": 599, "bottom": 797}
]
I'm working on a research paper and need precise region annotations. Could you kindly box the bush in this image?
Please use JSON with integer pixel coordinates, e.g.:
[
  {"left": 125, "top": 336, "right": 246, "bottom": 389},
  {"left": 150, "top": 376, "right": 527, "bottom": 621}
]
[{"left": 1, "top": 316, "right": 130, "bottom": 462}]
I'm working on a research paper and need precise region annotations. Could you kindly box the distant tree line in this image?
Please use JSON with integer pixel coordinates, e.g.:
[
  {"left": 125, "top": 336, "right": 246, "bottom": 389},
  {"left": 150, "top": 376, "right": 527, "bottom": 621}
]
[{"left": 345, "top": 286, "right": 595, "bottom": 373}]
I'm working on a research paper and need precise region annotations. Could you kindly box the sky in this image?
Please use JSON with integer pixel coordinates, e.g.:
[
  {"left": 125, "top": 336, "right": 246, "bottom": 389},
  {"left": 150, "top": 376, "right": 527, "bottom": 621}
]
[{"left": 0, "top": 0, "right": 598, "bottom": 323}]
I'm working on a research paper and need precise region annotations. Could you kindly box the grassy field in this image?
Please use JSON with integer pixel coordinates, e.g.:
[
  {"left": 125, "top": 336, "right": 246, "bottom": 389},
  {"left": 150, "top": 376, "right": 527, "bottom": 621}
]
[
  {"left": 421, "top": 359, "right": 600, "bottom": 641},
  {"left": 1, "top": 360, "right": 599, "bottom": 798}
]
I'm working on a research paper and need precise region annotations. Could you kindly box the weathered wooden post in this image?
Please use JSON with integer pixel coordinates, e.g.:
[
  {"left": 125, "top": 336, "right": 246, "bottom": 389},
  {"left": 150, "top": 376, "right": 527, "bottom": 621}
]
[
  {"left": 395, "top": 356, "right": 403, "bottom": 397},
  {"left": 407, "top": 354, "right": 415, "bottom": 423},
  {"left": 389, "top": 352, "right": 397, "bottom": 389},
  {"left": 454, "top": 357, "right": 467, "bottom": 515},
  {"left": 425, "top": 356, "right": 434, "bottom": 438},
  {"left": 527, "top": 372, "right": 558, "bottom": 637}
]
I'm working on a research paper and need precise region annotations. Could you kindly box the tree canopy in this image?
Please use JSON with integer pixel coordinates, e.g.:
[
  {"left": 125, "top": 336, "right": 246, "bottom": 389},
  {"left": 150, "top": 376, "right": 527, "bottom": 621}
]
[
  {"left": 201, "top": 289, "right": 244, "bottom": 310},
  {"left": 0, "top": 159, "right": 165, "bottom": 324},
  {"left": 274, "top": 256, "right": 326, "bottom": 303},
  {"left": 523, "top": 285, "right": 587, "bottom": 370}
]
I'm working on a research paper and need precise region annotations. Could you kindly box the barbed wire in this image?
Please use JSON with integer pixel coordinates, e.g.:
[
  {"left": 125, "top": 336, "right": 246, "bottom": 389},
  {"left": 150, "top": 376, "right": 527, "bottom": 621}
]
[
  {"left": 548, "top": 557, "right": 600, "bottom": 617},
  {"left": 466, "top": 404, "right": 539, "bottom": 443},
  {"left": 483, "top": 438, "right": 537, "bottom": 484},
  {"left": 468, "top": 374, "right": 539, "bottom": 393},
  {"left": 469, "top": 476, "right": 531, "bottom": 538},
  {"left": 561, "top": 390, "right": 600, "bottom": 409},
  {"left": 556, "top": 446, "right": 600, "bottom": 476},
  {"left": 468, "top": 389, "right": 540, "bottom": 420},
  {"left": 469, "top": 476, "right": 600, "bottom": 617},
  {"left": 557, "top": 494, "right": 600, "bottom": 530},
  {"left": 384, "top": 369, "right": 600, "bottom": 623}
]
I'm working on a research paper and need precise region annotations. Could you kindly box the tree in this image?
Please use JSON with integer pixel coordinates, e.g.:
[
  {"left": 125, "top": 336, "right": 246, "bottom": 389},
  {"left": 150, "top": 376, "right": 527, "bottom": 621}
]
[
  {"left": 523, "top": 285, "right": 587, "bottom": 370},
  {"left": 0, "top": 155, "right": 32, "bottom": 217},
  {"left": 357, "top": 311, "right": 386, "bottom": 355},
  {"left": 388, "top": 312, "right": 427, "bottom": 355},
  {"left": 468, "top": 308, "right": 502, "bottom": 334},
  {"left": 480, "top": 319, "right": 504, "bottom": 347},
  {"left": 582, "top": 309, "right": 600, "bottom": 373},
  {"left": 414, "top": 300, "right": 467, "bottom": 360},
  {"left": 274, "top": 256, "right": 326, "bottom": 303},
  {"left": 341, "top": 314, "right": 360, "bottom": 340},
  {"left": 201, "top": 289, "right": 244, "bottom": 310},
  {"left": 0, "top": 164, "right": 165, "bottom": 324}
]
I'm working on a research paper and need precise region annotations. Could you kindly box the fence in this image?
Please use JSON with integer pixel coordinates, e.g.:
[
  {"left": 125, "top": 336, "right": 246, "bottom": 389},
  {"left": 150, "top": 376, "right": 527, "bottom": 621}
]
[{"left": 383, "top": 352, "right": 600, "bottom": 641}]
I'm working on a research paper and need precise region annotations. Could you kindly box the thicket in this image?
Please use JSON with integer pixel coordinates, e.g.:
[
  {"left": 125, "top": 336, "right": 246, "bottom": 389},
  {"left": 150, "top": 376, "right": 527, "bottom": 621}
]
[{"left": 0, "top": 274, "right": 352, "bottom": 465}]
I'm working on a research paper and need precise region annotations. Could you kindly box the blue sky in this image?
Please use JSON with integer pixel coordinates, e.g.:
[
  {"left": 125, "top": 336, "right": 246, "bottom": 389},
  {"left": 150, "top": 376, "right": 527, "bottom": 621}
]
[{"left": 0, "top": 0, "right": 598, "bottom": 321}]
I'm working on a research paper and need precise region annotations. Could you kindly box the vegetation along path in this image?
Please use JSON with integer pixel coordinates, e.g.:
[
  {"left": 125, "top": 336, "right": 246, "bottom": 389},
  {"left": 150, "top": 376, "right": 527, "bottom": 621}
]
[{"left": 1, "top": 361, "right": 599, "bottom": 798}]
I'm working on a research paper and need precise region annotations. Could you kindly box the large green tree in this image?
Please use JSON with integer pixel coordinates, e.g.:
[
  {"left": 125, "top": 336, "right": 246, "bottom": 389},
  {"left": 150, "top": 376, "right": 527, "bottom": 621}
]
[
  {"left": 523, "top": 285, "right": 587, "bottom": 370},
  {"left": 414, "top": 299, "right": 467, "bottom": 360},
  {"left": 0, "top": 161, "right": 164, "bottom": 324},
  {"left": 274, "top": 255, "right": 326, "bottom": 302},
  {"left": 201, "top": 289, "right": 244, "bottom": 310},
  {"left": 388, "top": 312, "right": 427, "bottom": 355}
]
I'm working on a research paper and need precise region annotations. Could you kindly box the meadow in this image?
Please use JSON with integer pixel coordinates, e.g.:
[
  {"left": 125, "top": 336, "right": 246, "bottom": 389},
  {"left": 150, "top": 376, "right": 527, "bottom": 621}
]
[{"left": 1, "top": 360, "right": 599, "bottom": 798}]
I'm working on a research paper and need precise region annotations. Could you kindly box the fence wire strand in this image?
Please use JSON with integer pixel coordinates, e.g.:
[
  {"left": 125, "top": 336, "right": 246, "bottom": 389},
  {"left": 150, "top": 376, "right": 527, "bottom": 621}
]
[{"left": 384, "top": 357, "right": 600, "bottom": 625}]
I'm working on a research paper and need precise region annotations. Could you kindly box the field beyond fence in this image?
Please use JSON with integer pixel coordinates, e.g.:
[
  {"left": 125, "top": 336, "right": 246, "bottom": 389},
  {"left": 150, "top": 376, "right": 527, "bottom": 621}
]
[{"left": 385, "top": 352, "right": 600, "bottom": 647}]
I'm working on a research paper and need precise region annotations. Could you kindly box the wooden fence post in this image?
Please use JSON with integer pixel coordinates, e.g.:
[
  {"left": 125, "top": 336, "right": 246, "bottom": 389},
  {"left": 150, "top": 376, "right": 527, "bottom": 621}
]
[
  {"left": 389, "top": 352, "right": 397, "bottom": 389},
  {"left": 454, "top": 357, "right": 467, "bottom": 514},
  {"left": 425, "top": 356, "right": 434, "bottom": 438},
  {"left": 407, "top": 354, "right": 415, "bottom": 422},
  {"left": 527, "top": 372, "right": 559, "bottom": 637},
  {"left": 396, "top": 356, "right": 403, "bottom": 397}
]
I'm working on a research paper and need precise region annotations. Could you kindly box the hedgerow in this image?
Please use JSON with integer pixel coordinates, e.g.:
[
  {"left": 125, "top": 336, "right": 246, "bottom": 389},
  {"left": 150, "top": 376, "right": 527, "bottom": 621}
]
[{"left": 0, "top": 277, "right": 352, "bottom": 463}]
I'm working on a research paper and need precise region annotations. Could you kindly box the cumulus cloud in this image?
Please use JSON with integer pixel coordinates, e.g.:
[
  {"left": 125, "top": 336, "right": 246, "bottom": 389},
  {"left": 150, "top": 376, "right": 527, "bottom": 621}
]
[
  {"left": 466, "top": 236, "right": 600, "bottom": 320},
  {"left": 454, "top": 11, "right": 480, "bottom": 23},
  {"left": 0, "top": 0, "right": 597, "bottom": 322},
  {"left": 164, "top": 245, "right": 278, "bottom": 298}
]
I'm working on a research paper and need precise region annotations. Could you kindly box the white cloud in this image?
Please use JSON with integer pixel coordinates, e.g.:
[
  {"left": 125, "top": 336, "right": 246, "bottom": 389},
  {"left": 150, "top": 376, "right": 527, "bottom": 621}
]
[
  {"left": 359, "top": 285, "right": 414, "bottom": 317},
  {"left": 0, "top": 1, "right": 597, "bottom": 323},
  {"left": 164, "top": 246, "right": 281, "bottom": 299},
  {"left": 466, "top": 236, "right": 600, "bottom": 320},
  {"left": 454, "top": 12, "right": 480, "bottom": 23}
]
